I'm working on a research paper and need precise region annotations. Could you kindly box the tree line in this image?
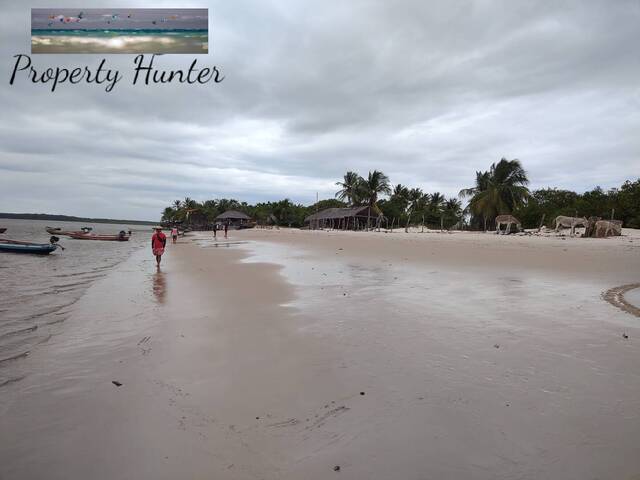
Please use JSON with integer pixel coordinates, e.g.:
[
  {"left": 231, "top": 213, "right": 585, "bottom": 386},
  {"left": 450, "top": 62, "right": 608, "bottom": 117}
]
[{"left": 161, "top": 159, "right": 640, "bottom": 230}]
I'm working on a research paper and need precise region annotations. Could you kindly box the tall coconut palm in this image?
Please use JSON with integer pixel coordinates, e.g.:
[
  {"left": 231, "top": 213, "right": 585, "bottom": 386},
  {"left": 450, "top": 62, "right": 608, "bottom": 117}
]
[
  {"left": 360, "top": 170, "right": 391, "bottom": 212},
  {"left": 404, "top": 187, "right": 424, "bottom": 231},
  {"left": 429, "top": 192, "right": 445, "bottom": 211},
  {"left": 335, "top": 171, "right": 364, "bottom": 206},
  {"left": 460, "top": 158, "right": 530, "bottom": 230},
  {"left": 183, "top": 197, "right": 198, "bottom": 210}
]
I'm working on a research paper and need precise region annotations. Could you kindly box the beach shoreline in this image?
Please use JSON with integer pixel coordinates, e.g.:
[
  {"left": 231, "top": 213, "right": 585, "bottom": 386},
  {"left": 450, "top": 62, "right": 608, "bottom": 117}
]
[{"left": 1, "top": 229, "right": 639, "bottom": 479}]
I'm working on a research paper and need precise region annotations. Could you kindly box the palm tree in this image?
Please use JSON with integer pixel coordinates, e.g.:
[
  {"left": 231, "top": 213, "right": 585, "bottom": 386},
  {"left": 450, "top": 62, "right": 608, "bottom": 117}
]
[
  {"left": 443, "top": 198, "right": 462, "bottom": 228},
  {"left": 429, "top": 192, "right": 445, "bottom": 211},
  {"left": 459, "top": 171, "right": 491, "bottom": 199},
  {"left": 459, "top": 158, "right": 530, "bottom": 230},
  {"left": 392, "top": 184, "right": 409, "bottom": 201},
  {"left": 335, "top": 171, "right": 363, "bottom": 206},
  {"left": 359, "top": 170, "right": 391, "bottom": 230},
  {"left": 181, "top": 197, "right": 202, "bottom": 225},
  {"left": 489, "top": 158, "right": 530, "bottom": 211},
  {"left": 183, "top": 197, "right": 198, "bottom": 210},
  {"left": 172, "top": 199, "right": 182, "bottom": 210},
  {"left": 402, "top": 187, "right": 424, "bottom": 231},
  {"left": 444, "top": 198, "right": 462, "bottom": 215},
  {"left": 162, "top": 207, "right": 176, "bottom": 222},
  {"left": 360, "top": 170, "right": 391, "bottom": 212}
]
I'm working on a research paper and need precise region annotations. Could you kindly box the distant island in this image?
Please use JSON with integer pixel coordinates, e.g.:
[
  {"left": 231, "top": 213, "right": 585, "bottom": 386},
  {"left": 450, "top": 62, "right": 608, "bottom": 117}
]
[{"left": 0, "top": 212, "right": 156, "bottom": 225}]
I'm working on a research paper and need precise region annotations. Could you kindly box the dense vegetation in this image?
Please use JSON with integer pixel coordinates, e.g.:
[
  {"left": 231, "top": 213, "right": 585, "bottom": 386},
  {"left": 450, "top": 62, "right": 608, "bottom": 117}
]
[
  {"left": 514, "top": 181, "right": 640, "bottom": 229},
  {"left": 161, "top": 160, "right": 640, "bottom": 230}
]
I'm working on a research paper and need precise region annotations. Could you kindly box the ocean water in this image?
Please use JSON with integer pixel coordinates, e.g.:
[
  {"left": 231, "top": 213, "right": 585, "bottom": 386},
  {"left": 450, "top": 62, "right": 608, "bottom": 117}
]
[
  {"left": 0, "top": 219, "right": 147, "bottom": 386},
  {"left": 31, "top": 29, "right": 208, "bottom": 53}
]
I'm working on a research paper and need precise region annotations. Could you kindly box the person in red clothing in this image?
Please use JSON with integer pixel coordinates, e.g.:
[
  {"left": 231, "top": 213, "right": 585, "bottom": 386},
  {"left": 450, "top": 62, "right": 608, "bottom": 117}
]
[{"left": 151, "top": 227, "right": 167, "bottom": 268}]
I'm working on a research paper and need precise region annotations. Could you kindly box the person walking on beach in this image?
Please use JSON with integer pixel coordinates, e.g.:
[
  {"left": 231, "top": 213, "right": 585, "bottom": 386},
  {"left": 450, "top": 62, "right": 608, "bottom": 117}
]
[
  {"left": 151, "top": 227, "right": 167, "bottom": 268},
  {"left": 171, "top": 227, "right": 178, "bottom": 244},
  {"left": 213, "top": 223, "right": 218, "bottom": 239},
  {"left": 224, "top": 221, "right": 229, "bottom": 239}
]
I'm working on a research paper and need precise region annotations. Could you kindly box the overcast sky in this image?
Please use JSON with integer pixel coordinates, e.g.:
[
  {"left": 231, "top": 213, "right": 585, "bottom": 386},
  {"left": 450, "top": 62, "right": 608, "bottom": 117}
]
[{"left": 1, "top": 0, "right": 638, "bottom": 221}]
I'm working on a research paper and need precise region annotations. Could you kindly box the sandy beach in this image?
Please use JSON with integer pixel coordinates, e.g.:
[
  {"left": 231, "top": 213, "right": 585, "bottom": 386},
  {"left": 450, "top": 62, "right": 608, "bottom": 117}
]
[{"left": 1, "top": 228, "right": 640, "bottom": 479}]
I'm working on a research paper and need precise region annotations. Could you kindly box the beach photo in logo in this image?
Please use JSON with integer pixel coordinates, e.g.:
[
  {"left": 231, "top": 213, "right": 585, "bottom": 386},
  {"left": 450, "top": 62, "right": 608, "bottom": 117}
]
[{"left": 31, "top": 8, "right": 208, "bottom": 54}]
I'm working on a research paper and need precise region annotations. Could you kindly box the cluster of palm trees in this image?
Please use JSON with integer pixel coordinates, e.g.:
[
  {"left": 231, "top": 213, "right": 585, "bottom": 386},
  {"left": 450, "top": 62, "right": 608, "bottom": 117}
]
[
  {"left": 162, "top": 197, "right": 310, "bottom": 227},
  {"left": 161, "top": 158, "right": 532, "bottom": 230},
  {"left": 162, "top": 197, "right": 251, "bottom": 225},
  {"left": 335, "top": 170, "right": 463, "bottom": 229},
  {"left": 335, "top": 170, "right": 392, "bottom": 212}
]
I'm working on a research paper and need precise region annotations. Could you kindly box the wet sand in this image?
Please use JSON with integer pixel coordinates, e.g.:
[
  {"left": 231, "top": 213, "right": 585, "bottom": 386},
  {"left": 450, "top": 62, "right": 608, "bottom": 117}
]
[{"left": 1, "top": 229, "right": 639, "bottom": 479}]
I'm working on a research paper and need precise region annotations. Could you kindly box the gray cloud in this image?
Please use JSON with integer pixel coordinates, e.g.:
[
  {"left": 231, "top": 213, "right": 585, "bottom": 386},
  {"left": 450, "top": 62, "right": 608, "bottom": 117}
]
[{"left": 1, "top": 0, "right": 638, "bottom": 220}]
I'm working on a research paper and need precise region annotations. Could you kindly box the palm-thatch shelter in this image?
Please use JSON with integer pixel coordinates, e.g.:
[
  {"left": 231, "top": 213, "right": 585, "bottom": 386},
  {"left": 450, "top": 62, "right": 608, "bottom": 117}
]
[
  {"left": 215, "top": 210, "right": 252, "bottom": 228},
  {"left": 305, "top": 206, "right": 382, "bottom": 230}
]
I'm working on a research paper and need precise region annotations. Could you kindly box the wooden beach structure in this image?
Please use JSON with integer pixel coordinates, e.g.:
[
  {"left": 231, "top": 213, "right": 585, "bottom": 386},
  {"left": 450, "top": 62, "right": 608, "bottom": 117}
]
[
  {"left": 305, "top": 206, "right": 383, "bottom": 230},
  {"left": 215, "top": 210, "right": 253, "bottom": 228}
]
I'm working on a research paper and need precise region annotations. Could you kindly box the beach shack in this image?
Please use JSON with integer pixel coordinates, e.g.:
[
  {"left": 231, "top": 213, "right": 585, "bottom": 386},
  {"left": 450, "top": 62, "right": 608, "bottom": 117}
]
[
  {"left": 305, "top": 206, "right": 382, "bottom": 230},
  {"left": 215, "top": 210, "right": 252, "bottom": 228}
]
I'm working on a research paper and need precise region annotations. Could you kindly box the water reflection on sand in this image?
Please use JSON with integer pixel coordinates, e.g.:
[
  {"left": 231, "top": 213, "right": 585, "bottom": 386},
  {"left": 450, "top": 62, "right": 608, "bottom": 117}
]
[{"left": 152, "top": 269, "right": 166, "bottom": 304}]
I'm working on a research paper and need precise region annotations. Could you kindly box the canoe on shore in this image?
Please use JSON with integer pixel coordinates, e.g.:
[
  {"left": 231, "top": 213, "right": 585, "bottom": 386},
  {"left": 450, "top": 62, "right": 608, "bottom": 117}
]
[
  {"left": 68, "top": 232, "right": 129, "bottom": 241},
  {"left": 46, "top": 226, "right": 92, "bottom": 236},
  {"left": 0, "top": 239, "right": 58, "bottom": 255}
]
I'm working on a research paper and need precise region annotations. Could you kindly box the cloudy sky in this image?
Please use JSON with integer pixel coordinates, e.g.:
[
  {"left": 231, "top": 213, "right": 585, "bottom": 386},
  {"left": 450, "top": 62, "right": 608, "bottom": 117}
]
[{"left": 1, "top": 0, "right": 638, "bottom": 220}]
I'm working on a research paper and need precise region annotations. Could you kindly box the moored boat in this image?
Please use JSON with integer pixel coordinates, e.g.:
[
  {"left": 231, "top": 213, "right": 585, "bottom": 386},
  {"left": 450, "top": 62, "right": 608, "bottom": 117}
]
[
  {"left": 46, "top": 226, "right": 92, "bottom": 236},
  {"left": 68, "top": 231, "right": 129, "bottom": 241},
  {"left": 0, "top": 238, "right": 59, "bottom": 255}
]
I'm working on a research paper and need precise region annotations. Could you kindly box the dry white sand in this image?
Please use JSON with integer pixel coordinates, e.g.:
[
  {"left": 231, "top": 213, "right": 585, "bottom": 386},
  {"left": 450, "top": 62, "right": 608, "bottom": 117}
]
[{"left": 1, "top": 228, "right": 639, "bottom": 479}]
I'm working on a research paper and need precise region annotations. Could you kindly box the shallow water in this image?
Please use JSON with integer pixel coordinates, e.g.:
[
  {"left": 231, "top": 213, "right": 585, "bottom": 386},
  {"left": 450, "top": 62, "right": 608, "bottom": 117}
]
[
  {"left": 0, "top": 219, "right": 146, "bottom": 386},
  {"left": 31, "top": 30, "right": 208, "bottom": 53},
  {"left": 240, "top": 238, "right": 640, "bottom": 480},
  {"left": 626, "top": 287, "right": 640, "bottom": 308}
]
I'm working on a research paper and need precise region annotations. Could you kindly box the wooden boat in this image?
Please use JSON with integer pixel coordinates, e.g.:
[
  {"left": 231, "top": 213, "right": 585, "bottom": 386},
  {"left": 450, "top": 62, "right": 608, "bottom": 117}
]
[
  {"left": 46, "top": 226, "right": 92, "bottom": 236},
  {"left": 0, "top": 239, "right": 59, "bottom": 255},
  {"left": 0, "top": 228, "right": 7, "bottom": 233},
  {"left": 68, "top": 232, "right": 129, "bottom": 241}
]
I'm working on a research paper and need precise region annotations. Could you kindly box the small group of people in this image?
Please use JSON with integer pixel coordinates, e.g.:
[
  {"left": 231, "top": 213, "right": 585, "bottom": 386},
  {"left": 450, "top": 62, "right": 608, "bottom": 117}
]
[
  {"left": 151, "top": 226, "right": 178, "bottom": 268},
  {"left": 212, "top": 221, "right": 229, "bottom": 239},
  {"left": 152, "top": 222, "right": 230, "bottom": 269}
]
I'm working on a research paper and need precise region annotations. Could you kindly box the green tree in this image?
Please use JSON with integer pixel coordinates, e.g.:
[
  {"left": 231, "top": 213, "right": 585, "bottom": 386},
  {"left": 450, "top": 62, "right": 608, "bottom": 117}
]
[
  {"left": 335, "top": 171, "right": 364, "bottom": 206},
  {"left": 360, "top": 170, "right": 391, "bottom": 212},
  {"left": 460, "top": 158, "right": 530, "bottom": 230}
]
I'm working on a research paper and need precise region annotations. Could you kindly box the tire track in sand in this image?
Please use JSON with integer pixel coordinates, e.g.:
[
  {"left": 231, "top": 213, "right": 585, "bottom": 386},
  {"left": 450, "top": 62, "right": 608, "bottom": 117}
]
[{"left": 602, "top": 283, "right": 640, "bottom": 318}]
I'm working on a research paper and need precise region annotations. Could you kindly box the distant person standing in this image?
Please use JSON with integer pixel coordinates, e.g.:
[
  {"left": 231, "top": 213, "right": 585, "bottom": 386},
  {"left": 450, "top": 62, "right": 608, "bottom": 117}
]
[
  {"left": 224, "top": 221, "right": 229, "bottom": 239},
  {"left": 151, "top": 227, "right": 167, "bottom": 268},
  {"left": 171, "top": 227, "right": 178, "bottom": 244},
  {"left": 213, "top": 223, "right": 218, "bottom": 239}
]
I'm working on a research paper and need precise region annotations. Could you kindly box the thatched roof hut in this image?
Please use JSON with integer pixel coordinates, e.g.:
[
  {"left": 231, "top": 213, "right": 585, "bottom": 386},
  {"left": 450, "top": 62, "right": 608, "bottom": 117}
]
[
  {"left": 215, "top": 210, "right": 251, "bottom": 221},
  {"left": 215, "top": 210, "right": 252, "bottom": 227},
  {"left": 305, "top": 206, "right": 381, "bottom": 230}
]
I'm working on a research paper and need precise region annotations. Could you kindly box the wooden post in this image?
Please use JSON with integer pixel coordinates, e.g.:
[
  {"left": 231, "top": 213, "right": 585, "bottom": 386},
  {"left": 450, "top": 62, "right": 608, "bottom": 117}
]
[
  {"left": 611, "top": 208, "right": 615, "bottom": 221},
  {"left": 538, "top": 213, "right": 546, "bottom": 232},
  {"left": 440, "top": 216, "right": 443, "bottom": 232},
  {"left": 421, "top": 215, "right": 425, "bottom": 233},
  {"left": 391, "top": 217, "right": 395, "bottom": 232}
]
